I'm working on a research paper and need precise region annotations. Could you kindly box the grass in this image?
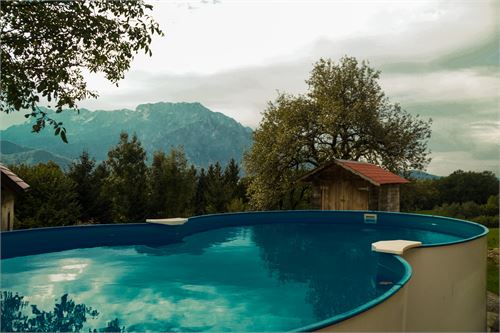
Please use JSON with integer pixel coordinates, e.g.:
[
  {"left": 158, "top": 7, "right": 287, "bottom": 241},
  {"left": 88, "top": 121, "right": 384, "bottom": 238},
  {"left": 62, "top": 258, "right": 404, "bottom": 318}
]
[
  {"left": 488, "top": 227, "right": 499, "bottom": 249},
  {"left": 487, "top": 261, "right": 499, "bottom": 294},
  {"left": 487, "top": 228, "right": 499, "bottom": 294}
]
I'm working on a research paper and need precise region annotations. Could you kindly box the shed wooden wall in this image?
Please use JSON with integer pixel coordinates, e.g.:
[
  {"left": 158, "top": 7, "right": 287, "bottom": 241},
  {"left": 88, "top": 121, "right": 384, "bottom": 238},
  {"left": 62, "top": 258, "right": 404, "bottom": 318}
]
[
  {"left": 308, "top": 164, "right": 401, "bottom": 211},
  {"left": 310, "top": 165, "right": 372, "bottom": 210}
]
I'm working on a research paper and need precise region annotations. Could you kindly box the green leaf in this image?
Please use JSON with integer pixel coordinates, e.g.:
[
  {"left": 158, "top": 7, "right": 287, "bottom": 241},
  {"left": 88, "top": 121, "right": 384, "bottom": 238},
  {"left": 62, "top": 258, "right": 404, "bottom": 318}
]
[{"left": 60, "top": 130, "right": 68, "bottom": 143}]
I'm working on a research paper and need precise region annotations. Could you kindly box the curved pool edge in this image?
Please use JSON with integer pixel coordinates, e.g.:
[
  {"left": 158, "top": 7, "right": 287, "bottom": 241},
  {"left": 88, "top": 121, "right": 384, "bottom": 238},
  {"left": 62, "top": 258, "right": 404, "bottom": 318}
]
[
  {"left": 145, "top": 211, "right": 490, "bottom": 332},
  {"left": 2, "top": 210, "right": 488, "bottom": 249},
  {"left": 1, "top": 210, "right": 488, "bottom": 331},
  {"left": 404, "top": 213, "right": 488, "bottom": 247},
  {"left": 292, "top": 255, "right": 413, "bottom": 332},
  {"left": 186, "top": 210, "right": 488, "bottom": 243}
]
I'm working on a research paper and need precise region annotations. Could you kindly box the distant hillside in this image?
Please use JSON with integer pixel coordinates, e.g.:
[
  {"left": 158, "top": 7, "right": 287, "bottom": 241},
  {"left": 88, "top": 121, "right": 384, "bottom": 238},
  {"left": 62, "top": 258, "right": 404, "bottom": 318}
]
[
  {"left": 0, "top": 140, "right": 72, "bottom": 170},
  {"left": 1, "top": 140, "right": 32, "bottom": 154},
  {"left": 408, "top": 170, "right": 441, "bottom": 180},
  {"left": 0, "top": 102, "right": 254, "bottom": 168}
]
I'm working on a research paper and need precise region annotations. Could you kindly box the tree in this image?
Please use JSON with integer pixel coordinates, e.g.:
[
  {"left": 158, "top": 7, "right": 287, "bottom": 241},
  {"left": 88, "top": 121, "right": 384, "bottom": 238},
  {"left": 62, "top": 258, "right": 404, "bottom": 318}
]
[
  {"left": 483, "top": 194, "right": 499, "bottom": 217},
  {"left": 1, "top": 291, "right": 125, "bottom": 332},
  {"left": 436, "top": 170, "right": 499, "bottom": 205},
  {"left": 223, "top": 159, "right": 247, "bottom": 212},
  {"left": 67, "top": 151, "right": 96, "bottom": 222},
  {"left": 67, "top": 151, "right": 112, "bottom": 223},
  {"left": 400, "top": 180, "right": 439, "bottom": 212},
  {"left": 244, "top": 56, "right": 432, "bottom": 209},
  {"left": 194, "top": 168, "right": 208, "bottom": 215},
  {"left": 10, "top": 162, "right": 81, "bottom": 228},
  {"left": 223, "top": 158, "right": 243, "bottom": 199},
  {"left": 205, "top": 162, "right": 226, "bottom": 213},
  {"left": 149, "top": 148, "right": 197, "bottom": 218},
  {"left": 0, "top": 0, "right": 163, "bottom": 140},
  {"left": 90, "top": 163, "right": 114, "bottom": 224},
  {"left": 104, "top": 132, "right": 149, "bottom": 223}
]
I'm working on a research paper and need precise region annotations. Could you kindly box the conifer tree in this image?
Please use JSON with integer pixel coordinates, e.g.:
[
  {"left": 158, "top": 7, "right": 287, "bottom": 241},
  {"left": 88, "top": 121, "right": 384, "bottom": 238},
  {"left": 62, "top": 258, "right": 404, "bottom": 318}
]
[
  {"left": 149, "top": 148, "right": 196, "bottom": 218},
  {"left": 104, "top": 132, "right": 149, "bottom": 223},
  {"left": 194, "top": 168, "right": 208, "bottom": 216},
  {"left": 223, "top": 159, "right": 247, "bottom": 212},
  {"left": 91, "top": 163, "right": 113, "bottom": 223},
  {"left": 68, "top": 151, "right": 103, "bottom": 222},
  {"left": 205, "top": 162, "right": 226, "bottom": 213}
]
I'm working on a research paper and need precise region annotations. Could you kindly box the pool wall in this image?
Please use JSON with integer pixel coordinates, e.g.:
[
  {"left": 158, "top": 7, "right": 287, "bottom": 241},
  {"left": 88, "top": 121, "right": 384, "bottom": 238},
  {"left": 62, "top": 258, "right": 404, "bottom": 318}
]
[
  {"left": 316, "top": 234, "right": 487, "bottom": 332},
  {"left": 402, "top": 236, "right": 487, "bottom": 331},
  {"left": 0, "top": 211, "right": 488, "bottom": 332},
  {"left": 317, "top": 284, "right": 409, "bottom": 332}
]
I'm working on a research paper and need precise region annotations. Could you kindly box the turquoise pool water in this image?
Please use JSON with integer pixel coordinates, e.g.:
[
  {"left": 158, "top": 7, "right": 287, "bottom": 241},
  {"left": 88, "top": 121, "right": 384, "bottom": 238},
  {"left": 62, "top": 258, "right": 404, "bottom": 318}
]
[{"left": 1, "top": 223, "right": 461, "bottom": 332}]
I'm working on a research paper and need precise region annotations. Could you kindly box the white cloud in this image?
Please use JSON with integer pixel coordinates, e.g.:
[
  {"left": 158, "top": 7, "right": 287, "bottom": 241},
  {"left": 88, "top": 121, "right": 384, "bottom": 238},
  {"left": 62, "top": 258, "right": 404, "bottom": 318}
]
[
  {"left": 381, "top": 70, "right": 499, "bottom": 103},
  {"left": 83, "top": 0, "right": 496, "bottom": 79},
  {"left": 428, "top": 151, "right": 499, "bottom": 176},
  {"left": 2, "top": 0, "right": 498, "bottom": 174},
  {"left": 468, "top": 120, "right": 500, "bottom": 143}
]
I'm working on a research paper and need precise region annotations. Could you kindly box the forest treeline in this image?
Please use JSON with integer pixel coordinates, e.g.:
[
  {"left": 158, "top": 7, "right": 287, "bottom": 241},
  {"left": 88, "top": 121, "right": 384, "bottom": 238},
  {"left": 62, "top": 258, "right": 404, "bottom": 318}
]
[
  {"left": 8, "top": 132, "right": 499, "bottom": 229},
  {"left": 10, "top": 132, "right": 247, "bottom": 229},
  {"left": 401, "top": 171, "right": 499, "bottom": 227}
]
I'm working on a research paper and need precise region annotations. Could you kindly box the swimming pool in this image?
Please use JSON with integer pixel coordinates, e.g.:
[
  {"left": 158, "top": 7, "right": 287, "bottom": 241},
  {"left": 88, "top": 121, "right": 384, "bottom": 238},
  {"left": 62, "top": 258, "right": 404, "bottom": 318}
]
[{"left": 0, "top": 211, "right": 488, "bottom": 332}]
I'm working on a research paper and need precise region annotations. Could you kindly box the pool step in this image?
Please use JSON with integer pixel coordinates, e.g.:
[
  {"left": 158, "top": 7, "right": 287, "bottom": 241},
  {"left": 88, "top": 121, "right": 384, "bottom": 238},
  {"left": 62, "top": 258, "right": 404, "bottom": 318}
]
[
  {"left": 146, "top": 218, "right": 188, "bottom": 225},
  {"left": 371, "top": 240, "right": 422, "bottom": 255}
]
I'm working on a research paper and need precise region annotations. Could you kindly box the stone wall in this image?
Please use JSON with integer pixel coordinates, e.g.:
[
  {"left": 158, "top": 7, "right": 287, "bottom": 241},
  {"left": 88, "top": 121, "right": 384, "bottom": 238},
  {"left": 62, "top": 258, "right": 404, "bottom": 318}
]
[{"left": 378, "top": 184, "right": 400, "bottom": 211}]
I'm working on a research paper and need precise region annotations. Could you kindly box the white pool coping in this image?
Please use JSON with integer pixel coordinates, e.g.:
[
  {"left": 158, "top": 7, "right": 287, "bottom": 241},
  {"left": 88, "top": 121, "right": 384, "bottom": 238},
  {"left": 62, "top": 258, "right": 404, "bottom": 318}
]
[
  {"left": 371, "top": 240, "right": 422, "bottom": 255},
  {"left": 146, "top": 217, "right": 188, "bottom": 225}
]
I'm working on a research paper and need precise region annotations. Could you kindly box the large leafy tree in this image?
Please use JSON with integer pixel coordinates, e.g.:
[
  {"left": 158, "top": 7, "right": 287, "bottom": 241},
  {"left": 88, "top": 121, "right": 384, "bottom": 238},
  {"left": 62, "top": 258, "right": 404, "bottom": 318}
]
[
  {"left": 244, "top": 56, "right": 432, "bottom": 209},
  {"left": 0, "top": 0, "right": 163, "bottom": 140},
  {"left": 436, "top": 170, "right": 499, "bottom": 205}
]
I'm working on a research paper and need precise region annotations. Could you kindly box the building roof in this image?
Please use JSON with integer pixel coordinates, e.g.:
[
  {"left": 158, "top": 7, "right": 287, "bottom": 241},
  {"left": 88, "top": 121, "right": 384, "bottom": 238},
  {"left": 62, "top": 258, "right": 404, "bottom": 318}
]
[
  {"left": 300, "top": 159, "right": 410, "bottom": 186},
  {"left": 1, "top": 164, "right": 30, "bottom": 193}
]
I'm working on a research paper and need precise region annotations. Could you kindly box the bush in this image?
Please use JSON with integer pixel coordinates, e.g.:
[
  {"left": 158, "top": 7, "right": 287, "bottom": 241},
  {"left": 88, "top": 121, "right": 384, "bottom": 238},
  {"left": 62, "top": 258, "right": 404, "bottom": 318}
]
[
  {"left": 416, "top": 195, "right": 499, "bottom": 228},
  {"left": 432, "top": 202, "right": 464, "bottom": 219},
  {"left": 472, "top": 216, "right": 499, "bottom": 228},
  {"left": 482, "top": 194, "right": 499, "bottom": 216}
]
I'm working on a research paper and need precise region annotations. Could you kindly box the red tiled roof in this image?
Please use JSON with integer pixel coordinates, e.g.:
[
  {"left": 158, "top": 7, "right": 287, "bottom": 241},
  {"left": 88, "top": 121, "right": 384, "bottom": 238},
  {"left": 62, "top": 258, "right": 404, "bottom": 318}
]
[
  {"left": 299, "top": 159, "right": 409, "bottom": 186},
  {"left": 1, "top": 164, "right": 30, "bottom": 191},
  {"left": 336, "top": 160, "right": 409, "bottom": 186}
]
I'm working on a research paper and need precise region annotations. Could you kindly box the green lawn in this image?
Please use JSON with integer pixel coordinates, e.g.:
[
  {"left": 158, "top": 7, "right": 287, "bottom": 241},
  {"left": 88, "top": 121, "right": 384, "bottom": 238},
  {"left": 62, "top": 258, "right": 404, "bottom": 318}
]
[
  {"left": 487, "top": 261, "right": 498, "bottom": 294},
  {"left": 488, "top": 227, "right": 499, "bottom": 249},
  {"left": 487, "top": 228, "right": 499, "bottom": 294}
]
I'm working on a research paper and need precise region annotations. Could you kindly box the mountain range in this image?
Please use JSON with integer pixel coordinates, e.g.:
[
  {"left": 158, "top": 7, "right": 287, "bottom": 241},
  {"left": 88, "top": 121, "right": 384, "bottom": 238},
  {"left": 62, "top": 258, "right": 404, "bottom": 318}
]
[
  {"left": 0, "top": 102, "right": 440, "bottom": 179},
  {"left": 0, "top": 102, "right": 254, "bottom": 168},
  {"left": 0, "top": 140, "right": 73, "bottom": 169},
  {"left": 408, "top": 170, "right": 441, "bottom": 180}
]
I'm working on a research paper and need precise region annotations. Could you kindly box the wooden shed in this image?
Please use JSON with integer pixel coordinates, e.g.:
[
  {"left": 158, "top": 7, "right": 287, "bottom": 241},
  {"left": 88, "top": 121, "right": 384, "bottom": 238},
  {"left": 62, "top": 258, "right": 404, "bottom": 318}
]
[
  {"left": 1, "top": 164, "right": 30, "bottom": 231},
  {"left": 300, "top": 159, "right": 409, "bottom": 212}
]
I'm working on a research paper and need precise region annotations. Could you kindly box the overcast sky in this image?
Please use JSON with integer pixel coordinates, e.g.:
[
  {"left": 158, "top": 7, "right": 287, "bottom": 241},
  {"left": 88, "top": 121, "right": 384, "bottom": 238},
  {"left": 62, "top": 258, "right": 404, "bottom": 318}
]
[{"left": 2, "top": 0, "right": 498, "bottom": 175}]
